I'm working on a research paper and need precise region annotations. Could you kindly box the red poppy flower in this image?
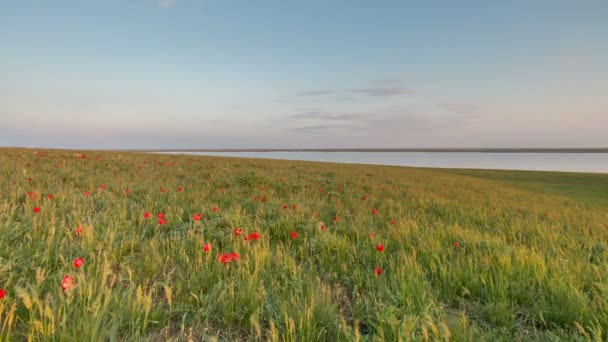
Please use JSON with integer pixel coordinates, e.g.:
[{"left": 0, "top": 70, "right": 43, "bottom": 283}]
[
  {"left": 0, "top": 288, "right": 6, "bottom": 300},
  {"left": 234, "top": 228, "right": 243, "bottom": 236},
  {"left": 338, "top": 185, "right": 343, "bottom": 190},
  {"left": 75, "top": 226, "right": 83, "bottom": 236},
  {"left": 100, "top": 184, "right": 107, "bottom": 189},
  {"left": 27, "top": 177, "right": 33, "bottom": 182},
  {"left": 290, "top": 231, "right": 298, "bottom": 239},
  {"left": 320, "top": 224, "right": 327, "bottom": 232},
  {"left": 73, "top": 257, "right": 85, "bottom": 268},
  {"left": 124, "top": 189, "right": 130, "bottom": 195},
  {"left": 218, "top": 252, "right": 239, "bottom": 263},
  {"left": 333, "top": 216, "right": 339, "bottom": 222},
  {"left": 33, "top": 207, "right": 40, "bottom": 213},
  {"left": 203, "top": 243, "right": 211, "bottom": 252},
  {"left": 177, "top": 187, "right": 183, "bottom": 192},
  {"left": 292, "top": 204, "right": 297, "bottom": 209},
  {"left": 61, "top": 275, "right": 75, "bottom": 292},
  {"left": 376, "top": 244, "right": 385, "bottom": 252},
  {"left": 212, "top": 206, "right": 219, "bottom": 212},
  {"left": 453, "top": 241, "right": 461, "bottom": 248},
  {"left": 158, "top": 218, "right": 168, "bottom": 225},
  {"left": 260, "top": 187, "right": 265, "bottom": 191},
  {"left": 253, "top": 196, "right": 258, "bottom": 202},
  {"left": 192, "top": 213, "right": 202, "bottom": 221},
  {"left": 369, "top": 232, "right": 375, "bottom": 239},
  {"left": 282, "top": 204, "right": 289, "bottom": 209},
  {"left": 390, "top": 219, "right": 396, "bottom": 225},
  {"left": 144, "top": 212, "right": 150, "bottom": 218},
  {"left": 157, "top": 213, "right": 164, "bottom": 219},
  {"left": 161, "top": 188, "right": 167, "bottom": 193},
  {"left": 371, "top": 209, "right": 378, "bottom": 215},
  {"left": 83, "top": 191, "right": 90, "bottom": 197},
  {"left": 261, "top": 197, "right": 266, "bottom": 203},
  {"left": 47, "top": 194, "right": 54, "bottom": 199},
  {"left": 250, "top": 232, "right": 260, "bottom": 240},
  {"left": 361, "top": 195, "right": 368, "bottom": 201},
  {"left": 374, "top": 268, "right": 383, "bottom": 276}
]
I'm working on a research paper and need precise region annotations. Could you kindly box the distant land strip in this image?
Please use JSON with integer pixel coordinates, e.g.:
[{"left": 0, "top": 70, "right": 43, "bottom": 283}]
[{"left": 123, "top": 148, "right": 608, "bottom": 153}]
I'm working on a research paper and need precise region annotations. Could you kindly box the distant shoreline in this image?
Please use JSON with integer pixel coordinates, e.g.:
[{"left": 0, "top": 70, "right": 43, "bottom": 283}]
[
  {"left": 130, "top": 148, "right": 608, "bottom": 153},
  {"left": 2, "top": 147, "right": 608, "bottom": 153}
]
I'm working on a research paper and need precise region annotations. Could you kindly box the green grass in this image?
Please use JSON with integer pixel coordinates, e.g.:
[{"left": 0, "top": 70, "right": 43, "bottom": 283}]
[
  {"left": 427, "top": 168, "right": 608, "bottom": 206},
  {"left": 0, "top": 148, "right": 607, "bottom": 341}
]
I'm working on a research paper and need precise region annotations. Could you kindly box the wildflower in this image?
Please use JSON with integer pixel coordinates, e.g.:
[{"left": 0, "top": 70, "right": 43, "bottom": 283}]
[
  {"left": 261, "top": 197, "right": 266, "bottom": 203},
  {"left": 374, "top": 268, "right": 383, "bottom": 276},
  {"left": 371, "top": 209, "right": 378, "bottom": 215},
  {"left": 73, "top": 257, "right": 85, "bottom": 268},
  {"left": 177, "top": 187, "right": 183, "bottom": 192},
  {"left": 390, "top": 219, "right": 396, "bottom": 225},
  {"left": 159, "top": 218, "right": 168, "bottom": 225},
  {"left": 33, "top": 207, "right": 40, "bottom": 213},
  {"left": 453, "top": 241, "right": 461, "bottom": 248},
  {"left": 47, "top": 194, "right": 54, "bottom": 199},
  {"left": 290, "top": 231, "right": 298, "bottom": 239},
  {"left": 376, "top": 244, "right": 385, "bottom": 252},
  {"left": 100, "top": 184, "right": 107, "bottom": 189},
  {"left": 124, "top": 189, "right": 130, "bottom": 195},
  {"left": 83, "top": 191, "right": 90, "bottom": 197},
  {"left": 212, "top": 206, "right": 219, "bottom": 212},
  {"left": 61, "top": 275, "right": 75, "bottom": 292},
  {"left": 0, "top": 288, "right": 6, "bottom": 300},
  {"left": 333, "top": 216, "right": 339, "bottom": 222},
  {"left": 143, "top": 212, "right": 150, "bottom": 218},
  {"left": 157, "top": 213, "right": 164, "bottom": 219},
  {"left": 234, "top": 228, "right": 243, "bottom": 236},
  {"left": 369, "top": 232, "right": 375, "bottom": 239},
  {"left": 203, "top": 243, "right": 211, "bottom": 252},
  {"left": 161, "top": 188, "right": 167, "bottom": 193},
  {"left": 75, "top": 226, "right": 83, "bottom": 236},
  {"left": 218, "top": 252, "right": 239, "bottom": 263},
  {"left": 250, "top": 232, "right": 260, "bottom": 240},
  {"left": 192, "top": 213, "right": 202, "bottom": 221}
]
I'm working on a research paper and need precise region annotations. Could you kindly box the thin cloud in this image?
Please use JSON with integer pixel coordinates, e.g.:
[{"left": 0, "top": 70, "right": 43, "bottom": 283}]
[
  {"left": 353, "top": 87, "right": 412, "bottom": 96},
  {"left": 299, "top": 90, "right": 341, "bottom": 97},
  {"left": 297, "top": 86, "right": 413, "bottom": 97},
  {"left": 291, "top": 111, "right": 368, "bottom": 120},
  {"left": 290, "top": 110, "right": 474, "bottom": 133},
  {"left": 158, "top": 0, "right": 176, "bottom": 8},
  {"left": 440, "top": 101, "right": 481, "bottom": 116}
]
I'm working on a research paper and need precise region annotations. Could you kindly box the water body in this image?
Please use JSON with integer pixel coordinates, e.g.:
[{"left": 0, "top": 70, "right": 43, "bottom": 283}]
[{"left": 159, "top": 152, "right": 608, "bottom": 174}]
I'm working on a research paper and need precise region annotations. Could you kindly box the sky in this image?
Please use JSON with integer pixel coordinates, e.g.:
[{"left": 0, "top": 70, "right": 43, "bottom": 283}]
[{"left": 1, "top": 0, "right": 607, "bottom": 149}]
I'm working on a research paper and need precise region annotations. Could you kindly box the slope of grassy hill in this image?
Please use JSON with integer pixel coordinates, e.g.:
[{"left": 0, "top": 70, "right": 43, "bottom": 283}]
[{"left": 0, "top": 148, "right": 607, "bottom": 341}]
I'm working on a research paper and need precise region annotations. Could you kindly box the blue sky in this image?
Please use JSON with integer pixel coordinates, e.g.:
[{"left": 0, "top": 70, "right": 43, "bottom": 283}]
[{"left": 1, "top": 0, "right": 607, "bottom": 148}]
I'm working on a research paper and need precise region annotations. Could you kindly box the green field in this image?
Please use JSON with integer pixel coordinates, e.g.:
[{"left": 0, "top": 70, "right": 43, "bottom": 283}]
[{"left": 1, "top": 148, "right": 607, "bottom": 341}]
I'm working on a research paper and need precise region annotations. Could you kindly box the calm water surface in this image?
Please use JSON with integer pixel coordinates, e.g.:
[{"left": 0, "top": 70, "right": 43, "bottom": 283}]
[{"left": 160, "top": 152, "right": 608, "bottom": 173}]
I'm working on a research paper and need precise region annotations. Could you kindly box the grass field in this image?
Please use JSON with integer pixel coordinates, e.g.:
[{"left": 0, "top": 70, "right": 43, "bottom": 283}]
[{"left": 1, "top": 148, "right": 607, "bottom": 341}]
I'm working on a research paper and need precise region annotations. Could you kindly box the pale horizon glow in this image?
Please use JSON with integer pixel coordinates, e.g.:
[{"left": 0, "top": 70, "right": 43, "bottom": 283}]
[{"left": 1, "top": 0, "right": 607, "bottom": 149}]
